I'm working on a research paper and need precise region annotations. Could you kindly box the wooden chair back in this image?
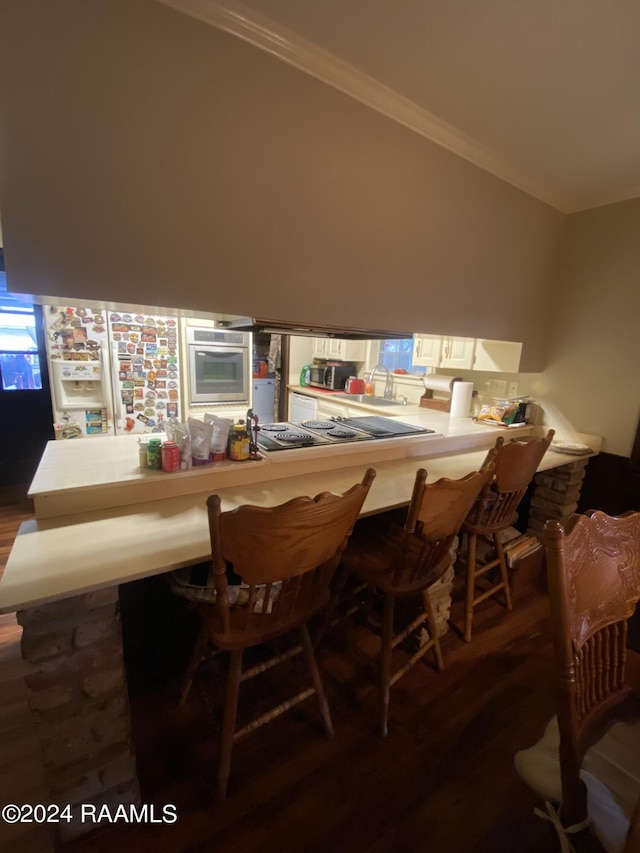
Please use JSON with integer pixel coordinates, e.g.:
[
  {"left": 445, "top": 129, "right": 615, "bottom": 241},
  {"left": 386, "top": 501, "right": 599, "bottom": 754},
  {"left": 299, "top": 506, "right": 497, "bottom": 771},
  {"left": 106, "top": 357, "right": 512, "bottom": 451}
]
[
  {"left": 382, "top": 449, "right": 498, "bottom": 593},
  {"left": 207, "top": 469, "right": 376, "bottom": 641},
  {"left": 545, "top": 510, "right": 640, "bottom": 826},
  {"left": 465, "top": 430, "right": 555, "bottom": 531}
]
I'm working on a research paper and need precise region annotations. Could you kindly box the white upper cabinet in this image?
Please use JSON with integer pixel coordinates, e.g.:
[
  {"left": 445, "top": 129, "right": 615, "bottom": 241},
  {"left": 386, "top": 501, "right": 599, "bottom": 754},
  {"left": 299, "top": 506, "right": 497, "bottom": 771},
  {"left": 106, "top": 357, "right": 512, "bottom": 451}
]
[
  {"left": 312, "top": 338, "right": 367, "bottom": 362},
  {"left": 440, "top": 337, "right": 476, "bottom": 369},
  {"left": 473, "top": 339, "right": 522, "bottom": 373},
  {"left": 412, "top": 334, "right": 443, "bottom": 367},
  {"left": 412, "top": 334, "right": 475, "bottom": 370},
  {"left": 312, "top": 337, "right": 328, "bottom": 358},
  {"left": 412, "top": 334, "right": 522, "bottom": 372}
]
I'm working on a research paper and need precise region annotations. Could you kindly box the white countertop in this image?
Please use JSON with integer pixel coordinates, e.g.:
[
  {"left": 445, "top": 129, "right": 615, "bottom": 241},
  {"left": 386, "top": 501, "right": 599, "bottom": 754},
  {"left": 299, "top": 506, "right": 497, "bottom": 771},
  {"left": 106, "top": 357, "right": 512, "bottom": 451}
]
[
  {"left": 27, "top": 411, "right": 531, "bottom": 518},
  {"left": 288, "top": 384, "right": 425, "bottom": 417},
  {"left": 1, "top": 415, "right": 601, "bottom": 613}
]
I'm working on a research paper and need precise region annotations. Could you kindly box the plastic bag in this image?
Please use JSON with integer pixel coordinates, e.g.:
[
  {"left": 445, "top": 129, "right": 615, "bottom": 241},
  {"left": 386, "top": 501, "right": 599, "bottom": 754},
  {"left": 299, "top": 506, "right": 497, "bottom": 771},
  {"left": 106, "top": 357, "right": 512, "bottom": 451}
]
[
  {"left": 165, "top": 420, "right": 193, "bottom": 470},
  {"left": 204, "top": 413, "right": 233, "bottom": 462},
  {"left": 188, "top": 418, "right": 214, "bottom": 466}
]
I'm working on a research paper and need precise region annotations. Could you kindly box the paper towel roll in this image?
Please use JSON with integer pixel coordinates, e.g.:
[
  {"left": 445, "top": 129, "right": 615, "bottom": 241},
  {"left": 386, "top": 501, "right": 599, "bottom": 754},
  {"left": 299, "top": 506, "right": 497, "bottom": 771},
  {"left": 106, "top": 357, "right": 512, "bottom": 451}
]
[
  {"left": 422, "top": 374, "right": 460, "bottom": 393},
  {"left": 450, "top": 381, "right": 474, "bottom": 417}
]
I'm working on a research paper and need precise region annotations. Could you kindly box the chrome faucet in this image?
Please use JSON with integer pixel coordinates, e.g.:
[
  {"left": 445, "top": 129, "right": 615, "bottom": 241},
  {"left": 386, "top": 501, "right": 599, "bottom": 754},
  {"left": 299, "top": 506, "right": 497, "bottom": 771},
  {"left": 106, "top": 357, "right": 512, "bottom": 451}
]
[{"left": 368, "top": 363, "right": 393, "bottom": 399}]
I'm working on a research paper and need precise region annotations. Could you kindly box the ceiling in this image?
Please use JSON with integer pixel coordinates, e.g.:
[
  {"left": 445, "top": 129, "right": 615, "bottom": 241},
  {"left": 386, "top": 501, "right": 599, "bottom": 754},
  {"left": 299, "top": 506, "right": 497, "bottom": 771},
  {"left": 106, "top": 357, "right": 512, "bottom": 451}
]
[{"left": 159, "top": 0, "right": 640, "bottom": 213}]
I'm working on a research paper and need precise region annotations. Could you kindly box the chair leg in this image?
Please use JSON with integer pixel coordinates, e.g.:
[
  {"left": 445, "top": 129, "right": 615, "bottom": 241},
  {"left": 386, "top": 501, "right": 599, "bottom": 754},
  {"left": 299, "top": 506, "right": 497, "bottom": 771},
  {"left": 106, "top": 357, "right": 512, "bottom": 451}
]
[
  {"left": 379, "top": 594, "right": 394, "bottom": 737},
  {"left": 421, "top": 588, "right": 444, "bottom": 672},
  {"left": 315, "top": 563, "right": 349, "bottom": 647},
  {"left": 217, "top": 648, "right": 243, "bottom": 802},
  {"left": 299, "top": 623, "right": 334, "bottom": 737},
  {"left": 493, "top": 534, "right": 513, "bottom": 611},
  {"left": 179, "top": 623, "right": 210, "bottom": 705},
  {"left": 464, "top": 533, "right": 477, "bottom": 643}
]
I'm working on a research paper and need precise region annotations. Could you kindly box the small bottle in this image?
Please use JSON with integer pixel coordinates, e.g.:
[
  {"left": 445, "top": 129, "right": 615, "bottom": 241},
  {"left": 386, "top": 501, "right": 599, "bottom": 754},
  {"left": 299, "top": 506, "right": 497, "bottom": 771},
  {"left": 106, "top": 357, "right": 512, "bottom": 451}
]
[
  {"left": 229, "top": 420, "right": 250, "bottom": 461},
  {"left": 471, "top": 390, "right": 481, "bottom": 419},
  {"left": 162, "top": 440, "right": 180, "bottom": 473},
  {"left": 300, "top": 365, "right": 311, "bottom": 386},
  {"left": 146, "top": 438, "right": 162, "bottom": 470},
  {"left": 138, "top": 439, "right": 148, "bottom": 468}
]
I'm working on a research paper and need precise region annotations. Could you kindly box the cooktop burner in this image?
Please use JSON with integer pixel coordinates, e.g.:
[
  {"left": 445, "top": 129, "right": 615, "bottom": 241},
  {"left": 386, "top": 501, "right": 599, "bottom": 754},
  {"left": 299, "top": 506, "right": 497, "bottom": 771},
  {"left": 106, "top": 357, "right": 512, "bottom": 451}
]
[
  {"left": 256, "top": 416, "right": 440, "bottom": 452},
  {"left": 275, "top": 430, "right": 316, "bottom": 443},
  {"left": 326, "top": 428, "right": 358, "bottom": 438},
  {"left": 300, "top": 420, "right": 334, "bottom": 430}
]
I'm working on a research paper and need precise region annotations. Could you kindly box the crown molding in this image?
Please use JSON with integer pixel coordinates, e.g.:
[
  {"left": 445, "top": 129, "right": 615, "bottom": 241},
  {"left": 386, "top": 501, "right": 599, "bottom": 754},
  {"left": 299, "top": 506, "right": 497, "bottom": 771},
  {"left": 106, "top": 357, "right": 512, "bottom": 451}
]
[
  {"left": 156, "top": 0, "right": 635, "bottom": 214},
  {"left": 572, "top": 184, "right": 640, "bottom": 214}
]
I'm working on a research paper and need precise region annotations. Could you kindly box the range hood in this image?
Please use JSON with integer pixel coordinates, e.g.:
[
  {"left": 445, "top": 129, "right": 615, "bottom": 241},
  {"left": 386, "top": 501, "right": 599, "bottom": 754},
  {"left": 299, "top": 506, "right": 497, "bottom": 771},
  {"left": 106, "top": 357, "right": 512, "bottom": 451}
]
[{"left": 223, "top": 317, "right": 412, "bottom": 340}]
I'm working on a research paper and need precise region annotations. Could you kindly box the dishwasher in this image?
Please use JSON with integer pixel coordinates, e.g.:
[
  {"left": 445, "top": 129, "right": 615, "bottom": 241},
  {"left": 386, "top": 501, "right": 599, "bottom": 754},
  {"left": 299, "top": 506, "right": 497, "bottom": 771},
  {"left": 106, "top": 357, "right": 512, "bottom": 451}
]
[{"left": 289, "top": 392, "right": 318, "bottom": 422}]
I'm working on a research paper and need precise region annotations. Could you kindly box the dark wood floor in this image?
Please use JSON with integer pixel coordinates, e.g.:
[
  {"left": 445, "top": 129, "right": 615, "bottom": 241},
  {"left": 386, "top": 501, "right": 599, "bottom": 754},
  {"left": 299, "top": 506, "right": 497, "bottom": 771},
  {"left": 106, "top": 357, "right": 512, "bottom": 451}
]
[
  {"left": 0, "top": 486, "right": 604, "bottom": 853},
  {"left": 0, "top": 485, "right": 55, "bottom": 852},
  {"left": 65, "top": 573, "right": 567, "bottom": 853}
]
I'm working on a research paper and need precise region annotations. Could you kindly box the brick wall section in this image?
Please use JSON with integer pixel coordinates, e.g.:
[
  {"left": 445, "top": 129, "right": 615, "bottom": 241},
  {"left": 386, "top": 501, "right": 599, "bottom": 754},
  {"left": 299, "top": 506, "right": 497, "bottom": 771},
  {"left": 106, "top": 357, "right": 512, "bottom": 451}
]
[
  {"left": 528, "top": 458, "right": 590, "bottom": 538},
  {"left": 428, "top": 537, "right": 458, "bottom": 638},
  {"left": 17, "top": 586, "right": 140, "bottom": 842},
  {"left": 419, "top": 536, "right": 458, "bottom": 642}
]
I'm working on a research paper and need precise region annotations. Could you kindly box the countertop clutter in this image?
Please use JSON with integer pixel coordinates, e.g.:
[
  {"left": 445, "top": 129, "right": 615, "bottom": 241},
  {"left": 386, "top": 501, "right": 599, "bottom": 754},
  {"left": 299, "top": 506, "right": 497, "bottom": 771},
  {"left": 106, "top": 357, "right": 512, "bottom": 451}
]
[{"left": 0, "top": 410, "right": 601, "bottom": 615}]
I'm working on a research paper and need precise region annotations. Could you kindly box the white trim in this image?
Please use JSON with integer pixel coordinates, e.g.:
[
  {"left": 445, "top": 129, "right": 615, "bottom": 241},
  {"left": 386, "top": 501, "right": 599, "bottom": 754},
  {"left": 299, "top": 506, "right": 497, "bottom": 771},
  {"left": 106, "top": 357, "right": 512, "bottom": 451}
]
[
  {"left": 573, "top": 183, "right": 640, "bottom": 214},
  {"left": 155, "top": 0, "right": 578, "bottom": 212},
  {"left": 155, "top": 0, "right": 638, "bottom": 214}
]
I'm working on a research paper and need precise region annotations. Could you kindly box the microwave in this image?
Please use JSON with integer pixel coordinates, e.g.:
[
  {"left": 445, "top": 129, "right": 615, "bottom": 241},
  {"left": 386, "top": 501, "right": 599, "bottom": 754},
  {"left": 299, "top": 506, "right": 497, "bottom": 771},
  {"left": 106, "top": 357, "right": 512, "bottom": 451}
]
[
  {"left": 186, "top": 327, "right": 250, "bottom": 404},
  {"left": 308, "top": 363, "right": 356, "bottom": 391}
]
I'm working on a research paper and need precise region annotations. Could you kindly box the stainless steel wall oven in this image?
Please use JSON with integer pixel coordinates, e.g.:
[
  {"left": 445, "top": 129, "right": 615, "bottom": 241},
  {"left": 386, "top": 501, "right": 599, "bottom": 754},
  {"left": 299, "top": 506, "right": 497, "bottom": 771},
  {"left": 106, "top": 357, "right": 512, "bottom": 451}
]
[{"left": 186, "top": 327, "right": 250, "bottom": 404}]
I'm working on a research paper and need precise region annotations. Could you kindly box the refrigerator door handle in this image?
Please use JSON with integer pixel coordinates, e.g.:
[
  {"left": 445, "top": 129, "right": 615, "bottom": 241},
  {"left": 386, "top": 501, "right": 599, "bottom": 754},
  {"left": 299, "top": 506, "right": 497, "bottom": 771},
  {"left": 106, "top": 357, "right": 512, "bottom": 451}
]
[{"left": 109, "top": 342, "right": 122, "bottom": 431}]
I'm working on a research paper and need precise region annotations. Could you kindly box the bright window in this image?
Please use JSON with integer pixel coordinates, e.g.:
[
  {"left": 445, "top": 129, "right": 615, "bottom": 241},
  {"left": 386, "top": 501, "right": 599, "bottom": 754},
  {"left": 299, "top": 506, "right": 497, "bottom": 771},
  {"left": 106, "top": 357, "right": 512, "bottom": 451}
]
[
  {"left": 0, "top": 271, "right": 43, "bottom": 390},
  {"left": 378, "top": 339, "right": 426, "bottom": 375}
]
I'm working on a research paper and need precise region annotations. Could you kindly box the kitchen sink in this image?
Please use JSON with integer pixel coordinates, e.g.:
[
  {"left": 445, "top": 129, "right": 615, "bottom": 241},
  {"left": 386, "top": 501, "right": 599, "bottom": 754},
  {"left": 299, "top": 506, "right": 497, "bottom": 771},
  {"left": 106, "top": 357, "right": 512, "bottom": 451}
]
[{"left": 332, "top": 393, "right": 406, "bottom": 407}]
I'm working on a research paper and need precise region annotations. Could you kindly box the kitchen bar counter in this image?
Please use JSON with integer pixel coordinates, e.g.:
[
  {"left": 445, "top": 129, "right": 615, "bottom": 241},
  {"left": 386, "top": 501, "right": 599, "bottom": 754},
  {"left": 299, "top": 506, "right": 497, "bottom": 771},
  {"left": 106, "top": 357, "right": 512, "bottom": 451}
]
[
  {"left": 28, "top": 410, "right": 546, "bottom": 519},
  {"left": 1, "top": 416, "right": 600, "bottom": 614}
]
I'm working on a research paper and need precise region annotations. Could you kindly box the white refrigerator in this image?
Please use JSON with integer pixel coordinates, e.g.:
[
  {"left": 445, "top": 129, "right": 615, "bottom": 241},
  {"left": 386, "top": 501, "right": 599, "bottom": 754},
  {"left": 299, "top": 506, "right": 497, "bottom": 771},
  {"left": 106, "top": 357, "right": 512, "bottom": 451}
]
[
  {"left": 44, "top": 305, "right": 182, "bottom": 437},
  {"left": 251, "top": 378, "right": 276, "bottom": 424}
]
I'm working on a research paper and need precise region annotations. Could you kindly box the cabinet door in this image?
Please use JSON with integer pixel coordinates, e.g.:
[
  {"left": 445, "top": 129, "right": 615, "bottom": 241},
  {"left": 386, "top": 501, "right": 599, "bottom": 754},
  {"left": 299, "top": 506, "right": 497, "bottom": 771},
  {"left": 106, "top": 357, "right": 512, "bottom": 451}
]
[
  {"left": 473, "top": 340, "right": 522, "bottom": 373},
  {"left": 412, "top": 335, "right": 443, "bottom": 367},
  {"left": 312, "top": 338, "right": 328, "bottom": 358},
  {"left": 317, "top": 399, "right": 350, "bottom": 419},
  {"left": 323, "top": 339, "right": 366, "bottom": 361},
  {"left": 441, "top": 337, "right": 476, "bottom": 369},
  {"left": 342, "top": 339, "right": 366, "bottom": 361},
  {"left": 326, "top": 339, "right": 344, "bottom": 358}
]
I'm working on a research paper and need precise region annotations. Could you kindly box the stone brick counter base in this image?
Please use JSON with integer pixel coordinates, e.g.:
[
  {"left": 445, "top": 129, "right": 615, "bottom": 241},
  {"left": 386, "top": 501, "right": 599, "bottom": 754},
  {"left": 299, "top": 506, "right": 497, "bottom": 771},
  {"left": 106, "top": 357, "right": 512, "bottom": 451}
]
[
  {"left": 17, "top": 587, "right": 140, "bottom": 842},
  {"left": 527, "top": 458, "right": 590, "bottom": 539}
]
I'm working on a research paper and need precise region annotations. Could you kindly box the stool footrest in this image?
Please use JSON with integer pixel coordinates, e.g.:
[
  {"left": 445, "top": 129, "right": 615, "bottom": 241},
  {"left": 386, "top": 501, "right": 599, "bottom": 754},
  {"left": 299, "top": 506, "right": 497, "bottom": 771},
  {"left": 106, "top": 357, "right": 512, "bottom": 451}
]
[
  {"left": 390, "top": 637, "right": 442, "bottom": 686},
  {"left": 391, "top": 611, "right": 429, "bottom": 649},
  {"left": 233, "top": 686, "right": 316, "bottom": 742},
  {"left": 473, "top": 582, "right": 507, "bottom": 606},
  {"left": 472, "top": 557, "right": 500, "bottom": 578},
  {"left": 240, "top": 644, "right": 303, "bottom": 682}
]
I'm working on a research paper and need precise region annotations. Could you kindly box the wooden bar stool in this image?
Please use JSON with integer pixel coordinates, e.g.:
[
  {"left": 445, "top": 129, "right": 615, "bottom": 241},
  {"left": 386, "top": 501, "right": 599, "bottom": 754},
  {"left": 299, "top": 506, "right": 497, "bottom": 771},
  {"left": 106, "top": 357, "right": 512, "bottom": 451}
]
[
  {"left": 460, "top": 430, "right": 554, "bottom": 642},
  {"left": 338, "top": 455, "right": 497, "bottom": 736},
  {"left": 180, "top": 468, "right": 375, "bottom": 800}
]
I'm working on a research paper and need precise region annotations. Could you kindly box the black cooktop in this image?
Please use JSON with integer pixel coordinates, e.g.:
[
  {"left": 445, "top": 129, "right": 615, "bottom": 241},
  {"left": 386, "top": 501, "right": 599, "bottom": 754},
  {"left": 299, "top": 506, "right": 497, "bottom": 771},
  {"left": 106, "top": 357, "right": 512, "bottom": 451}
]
[{"left": 256, "top": 416, "right": 438, "bottom": 452}]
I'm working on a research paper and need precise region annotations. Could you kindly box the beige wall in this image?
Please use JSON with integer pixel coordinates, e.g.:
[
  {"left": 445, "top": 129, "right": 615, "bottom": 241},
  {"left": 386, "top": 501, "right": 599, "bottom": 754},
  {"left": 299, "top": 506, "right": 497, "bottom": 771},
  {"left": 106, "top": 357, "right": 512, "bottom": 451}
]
[
  {"left": 437, "top": 199, "right": 640, "bottom": 455},
  {"left": 2, "top": 1, "right": 638, "bottom": 455},
  {"left": 531, "top": 199, "right": 640, "bottom": 456},
  {"left": 0, "top": 0, "right": 563, "bottom": 372}
]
